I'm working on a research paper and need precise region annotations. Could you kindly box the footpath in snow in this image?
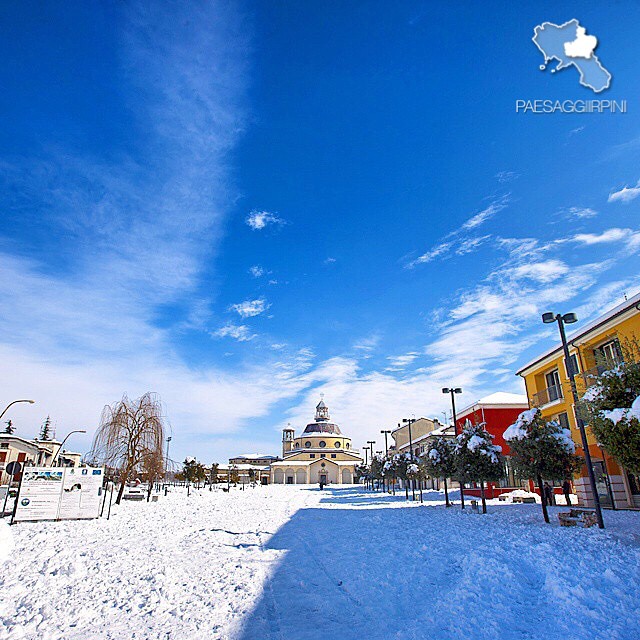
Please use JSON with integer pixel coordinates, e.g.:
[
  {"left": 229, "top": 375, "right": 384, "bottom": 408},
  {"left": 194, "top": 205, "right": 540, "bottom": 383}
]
[{"left": 1, "top": 485, "right": 639, "bottom": 640}]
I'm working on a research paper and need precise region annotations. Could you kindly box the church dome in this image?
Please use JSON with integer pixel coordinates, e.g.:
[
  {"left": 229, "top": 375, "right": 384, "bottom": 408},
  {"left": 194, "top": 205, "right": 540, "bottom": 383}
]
[{"left": 302, "top": 397, "right": 343, "bottom": 435}]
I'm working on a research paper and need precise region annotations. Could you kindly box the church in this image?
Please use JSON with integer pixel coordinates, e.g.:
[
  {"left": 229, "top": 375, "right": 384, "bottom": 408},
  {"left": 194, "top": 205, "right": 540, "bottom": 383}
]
[{"left": 270, "top": 398, "right": 363, "bottom": 484}]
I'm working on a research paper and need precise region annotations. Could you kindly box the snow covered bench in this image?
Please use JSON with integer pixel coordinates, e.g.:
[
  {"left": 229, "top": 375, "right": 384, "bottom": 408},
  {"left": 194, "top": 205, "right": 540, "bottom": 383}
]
[{"left": 558, "top": 509, "right": 597, "bottom": 528}]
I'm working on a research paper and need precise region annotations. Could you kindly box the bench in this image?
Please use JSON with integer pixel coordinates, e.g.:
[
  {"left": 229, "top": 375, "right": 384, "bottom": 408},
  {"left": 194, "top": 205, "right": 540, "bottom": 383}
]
[
  {"left": 122, "top": 493, "right": 145, "bottom": 501},
  {"left": 512, "top": 496, "right": 537, "bottom": 504},
  {"left": 558, "top": 509, "right": 597, "bottom": 528}
]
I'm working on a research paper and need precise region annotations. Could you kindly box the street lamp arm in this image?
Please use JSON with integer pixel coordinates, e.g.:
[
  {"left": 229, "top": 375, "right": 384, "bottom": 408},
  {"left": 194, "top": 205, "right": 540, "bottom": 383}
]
[
  {"left": 51, "top": 430, "right": 87, "bottom": 466},
  {"left": 0, "top": 399, "right": 35, "bottom": 421}
]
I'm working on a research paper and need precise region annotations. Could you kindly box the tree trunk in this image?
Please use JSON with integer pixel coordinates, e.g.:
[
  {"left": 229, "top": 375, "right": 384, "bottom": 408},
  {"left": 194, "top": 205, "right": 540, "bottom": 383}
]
[
  {"left": 444, "top": 478, "right": 451, "bottom": 507},
  {"left": 115, "top": 479, "right": 126, "bottom": 505},
  {"left": 480, "top": 480, "right": 487, "bottom": 514},
  {"left": 537, "top": 473, "right": 550, "bottom": 524},
  {"left": 147, "top": 480, "right": 153, "bottom": 502},
  {"left": 405, "top": 481, "right": 409, "bottom": 500}
]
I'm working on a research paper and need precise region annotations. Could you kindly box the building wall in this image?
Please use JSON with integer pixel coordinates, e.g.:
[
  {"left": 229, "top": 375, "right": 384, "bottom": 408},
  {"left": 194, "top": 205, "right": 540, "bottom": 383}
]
[
  {"left": 519, "top": 304, "right": 640, "bottom": 509},
  {"left": 455, "top": 406, "right": 527, "bottom": 456}
]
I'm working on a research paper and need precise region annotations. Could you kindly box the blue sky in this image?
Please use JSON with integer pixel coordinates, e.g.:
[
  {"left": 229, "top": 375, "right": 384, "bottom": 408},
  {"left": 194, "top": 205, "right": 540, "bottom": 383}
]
[{"left": 1, "top": 1, "right": 640, "bottom": 463}]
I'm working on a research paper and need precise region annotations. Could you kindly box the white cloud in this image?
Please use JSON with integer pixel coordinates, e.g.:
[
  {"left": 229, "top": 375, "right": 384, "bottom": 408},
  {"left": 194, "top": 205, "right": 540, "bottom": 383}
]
[
  {"left": 230, "top": 298, "right": 270, "bottom": 318},
  {"left": 408, "top": 194, "right": 509, "bottom": 267},
  {"left": 495, "top": 171, "right": 519, "bottom": 183},
  {"left": 570, "top": 227, "right": 638, "bottom": 245},
  {"left": 245, "top": 210, "right": 285, "bottom": 230},
  {"left": 512, "top": 259, "right": 569, "bottom": 283},
  {"left": 249, "top": 265, "right": 265, "bottom": 278},
  {"left": 409, "top": 241, "right": 453, "bottom": 266},
  {"left": 324, "top": 257, "right": 337, "bottom": 265},
  {"left": 214, "top": 324, "right": 256, "bottom": 342},
  {"left": 386, "top": 352, "right": 420, "bottom": 370},
  {"left": 564, "top": 206, "right": 597, "bottom": 219},
  {"left": 455, "top": 235, "right": 491, "bottom": 256},
  {"left": 461, "top": 194, "right": 510, "bottom": 230},
  {"left": 608, "top": 181, "right": 640, "bottom": 203}
]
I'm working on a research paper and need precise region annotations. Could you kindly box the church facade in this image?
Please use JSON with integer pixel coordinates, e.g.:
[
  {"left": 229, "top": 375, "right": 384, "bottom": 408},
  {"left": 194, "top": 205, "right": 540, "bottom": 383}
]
[{"left": 270, "top": 399, "right": 362, "bottom": 485}]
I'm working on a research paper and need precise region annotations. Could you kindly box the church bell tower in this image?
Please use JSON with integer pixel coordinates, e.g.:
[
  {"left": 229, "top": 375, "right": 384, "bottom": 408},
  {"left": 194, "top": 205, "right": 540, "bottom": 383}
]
[{"left": 282, "top": 424, "right": 295, "bottom": 457}]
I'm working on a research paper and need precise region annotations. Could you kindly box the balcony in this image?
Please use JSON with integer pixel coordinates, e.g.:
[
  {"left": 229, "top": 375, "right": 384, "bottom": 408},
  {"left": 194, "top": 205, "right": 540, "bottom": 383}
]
[
  {"left": 531, "top": 384, "right": 564, "bottom": 408},
  {"left": 577, "top": 363, "right": 620, "bottom": 398}
]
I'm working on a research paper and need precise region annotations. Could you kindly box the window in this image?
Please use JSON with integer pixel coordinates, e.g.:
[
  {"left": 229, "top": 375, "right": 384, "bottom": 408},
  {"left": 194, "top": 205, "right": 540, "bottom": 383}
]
[
  {"left": 331, "top": 454, "right": 336, "bottom": 459},
  {"left": 319, "top": 441, "right": 326, "bottom": 448},
  {"left": 545, "top": 369, "right": 562, "bottom": 402},
  {"left": 305, "top": 441, "right": 311, "bottom": 448},
  {"left": 595, "top": 339, "right": 622, "bottom": 368},
  {"left": 346, "top": 443, "right": 350, "bottom": 449},
  {"left": 0, "top": 443, "right": 8, "bottom": 449},
  {"left": 557, "top": 412, "right": 570, "bottom": 430},
  {"left": 310, "top": 454, "right": 316, "bottom": 458},
  {"left": 565, "top": 353, "right": 580, "bottom": 378},
  {"left": 334, "top": 441, "right": 340, "bottom": 448},
  {"left": 321, "top": 453, "right": 326, "bottom": 458}
]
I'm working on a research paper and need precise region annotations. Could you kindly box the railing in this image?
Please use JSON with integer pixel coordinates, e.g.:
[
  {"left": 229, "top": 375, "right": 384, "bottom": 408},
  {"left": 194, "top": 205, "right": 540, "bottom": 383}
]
[
  {"left": 531, "top": 384, "right": 563, "bottom": 407},
  {"left": 577, "top": 363, "right": 621, "bottom": 398}
]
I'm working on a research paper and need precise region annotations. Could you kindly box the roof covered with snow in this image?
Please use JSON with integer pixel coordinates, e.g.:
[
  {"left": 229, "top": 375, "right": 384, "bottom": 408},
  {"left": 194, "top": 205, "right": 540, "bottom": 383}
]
[{"left": 458, "top": 392, "right": 528, "bottom": 418}]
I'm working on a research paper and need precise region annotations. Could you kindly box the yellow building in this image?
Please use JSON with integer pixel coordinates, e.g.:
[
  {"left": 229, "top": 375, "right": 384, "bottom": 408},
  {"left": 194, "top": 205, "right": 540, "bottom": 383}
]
[
  {"left": 270, "top": 398, "right": 362, "bottom": 485},
  {"left": 517, "top": 293, "right": 640, "bottom": 509}
]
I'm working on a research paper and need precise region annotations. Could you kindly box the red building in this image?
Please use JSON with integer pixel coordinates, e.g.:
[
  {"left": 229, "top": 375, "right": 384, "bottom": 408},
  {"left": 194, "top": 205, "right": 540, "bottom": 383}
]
[{"left": 455, "top": 392, "right": 529, "bottom": 499}]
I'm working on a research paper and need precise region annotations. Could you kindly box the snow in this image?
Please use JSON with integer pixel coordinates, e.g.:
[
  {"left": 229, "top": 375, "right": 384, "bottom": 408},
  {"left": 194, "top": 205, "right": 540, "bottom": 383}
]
[
  {"left": 553, "top": 428, "right": 577, "bottom": 453},
  {"left": 582, "top": 384, "right": 603, "bottom": 402},
  {"left": 503, "top": 408, "right": 539, "bottom": 441},
  {"left": 2, "top": 486, "right": 640, "bottom": 640},
  {"left": 602, "top": 394, "right": 640, "bottom": 424},
  {"left": 428, "top": 448, "right": 440, "bottom": 462}
]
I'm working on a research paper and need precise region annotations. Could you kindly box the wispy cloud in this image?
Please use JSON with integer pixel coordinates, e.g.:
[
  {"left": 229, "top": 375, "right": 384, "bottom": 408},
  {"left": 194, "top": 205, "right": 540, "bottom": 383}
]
[
  {"left": 249, "top": 265, "right": 266, "bottom": 278},
  {"left": 214, "top": 324, "right": 256, "bottom": 342},
  {"left": 407, "top": 194, "right": 509, "bottom": 268},
  {"left": 246, "top": 210, "right": 285, "bottom": 230},
  {"left": 495, "top": 171, "right": 519, "bottom": 183},
  {"left": 386, "top": 352, "right": 420, "bottom": 370},
  {"left": 608, "top": 180, "right": 640, "bottom": 203},
  {"left": 230, "top": 298, "right": 270, "bottom": 318},
  {"left": 562, "top": 206, "right": 598, "bottom": 219}
]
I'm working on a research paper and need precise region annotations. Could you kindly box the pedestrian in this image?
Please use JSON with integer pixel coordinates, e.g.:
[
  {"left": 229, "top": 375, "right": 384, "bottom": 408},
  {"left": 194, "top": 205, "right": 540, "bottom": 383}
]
[
  {"left": 562, "top": 479, "right": 572, "bottom": 507},
  {"left": 543, "top": 482, "right": 554, "bottom": 507}
]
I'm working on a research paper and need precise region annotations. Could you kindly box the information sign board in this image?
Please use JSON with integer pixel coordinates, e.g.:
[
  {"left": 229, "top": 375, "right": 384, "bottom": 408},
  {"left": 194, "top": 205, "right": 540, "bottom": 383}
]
[{"left": 12, "top": 467, "right": 104, "bottom": 523}]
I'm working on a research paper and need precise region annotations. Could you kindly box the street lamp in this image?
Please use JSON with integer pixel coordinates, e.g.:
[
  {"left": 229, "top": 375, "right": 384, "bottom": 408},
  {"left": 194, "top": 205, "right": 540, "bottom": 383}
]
[
  {"left": 380, "top": 430, "right": 391, "bottom": 456},
  {"left": 542, "top": 311, "right": 604, "bottom": 529},
  {"left": 165, "top": 436, "right": 172, "bottom": 480},
  {"left": 442, "top": 387, "right": 465, "bottom": 509},
  {"left": 51, "top": 430, "right": 87, "bottom": 466},
  {"left": 0, "top": 399, "right": 35, "bottom": 421},
  {"left": 402, "top": 418, "right": 417, "bottom": 500}
]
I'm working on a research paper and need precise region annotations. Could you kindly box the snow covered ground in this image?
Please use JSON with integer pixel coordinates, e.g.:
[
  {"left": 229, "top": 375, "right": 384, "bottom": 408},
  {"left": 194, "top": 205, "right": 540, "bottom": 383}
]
[{"left": 1, "top": 485, "right": 639, "bottom": 640}]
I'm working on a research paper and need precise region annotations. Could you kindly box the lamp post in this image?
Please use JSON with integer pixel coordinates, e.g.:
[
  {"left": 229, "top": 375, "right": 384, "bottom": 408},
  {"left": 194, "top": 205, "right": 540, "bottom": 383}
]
[
  {"left": 402, "top": 418, "right": 417, "bottom": 500},
  {"left": 380, "top": 430, "right": 391, "bottom": 456},
  {"left": 51, "top": 430, "right": 87, "bottom": 466},
  {"left": 367, "top": 440, "right": 376, "bottom": 490},
  {"left": 165, "top": 436, "right": 172, "bottom": 481},
  {"left": 542, "top": 311, "right": 604, "bottom": 529},
  {"left": 442, "top": 387, "right": 465, "bottom": 509},
  {"left": 0, "top": 399, "right": 35, "bottom": 421}
]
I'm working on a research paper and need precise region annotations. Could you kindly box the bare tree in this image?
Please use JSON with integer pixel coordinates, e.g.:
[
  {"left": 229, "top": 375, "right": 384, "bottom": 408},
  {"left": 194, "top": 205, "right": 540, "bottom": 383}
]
[{"left": 90, "top": 392, "right": 165, "bottom": 504}]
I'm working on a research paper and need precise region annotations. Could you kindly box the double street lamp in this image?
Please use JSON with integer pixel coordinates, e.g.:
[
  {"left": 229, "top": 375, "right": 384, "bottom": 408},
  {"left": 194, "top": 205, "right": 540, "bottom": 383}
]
[
  {"left": 542, "top": 311, "right": 605, "bottom": 529},
  {"left": 442, "top": 387, "right": 465, "bottom": 509}
]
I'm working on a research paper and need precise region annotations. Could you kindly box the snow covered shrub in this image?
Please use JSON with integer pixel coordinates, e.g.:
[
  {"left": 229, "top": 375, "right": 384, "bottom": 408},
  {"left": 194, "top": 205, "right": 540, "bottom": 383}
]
[
  {"left": 504, "top": 408, "right": 582, "bottom": 523},
  {"left": 422, "top": 436, "right": 457, "bottom": 507},
  {"left": 583, "top": 343, "right": 640, "bottom": 474},
  {"left": 456, "top": 422, "right": 504, "bottom": 513}
]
